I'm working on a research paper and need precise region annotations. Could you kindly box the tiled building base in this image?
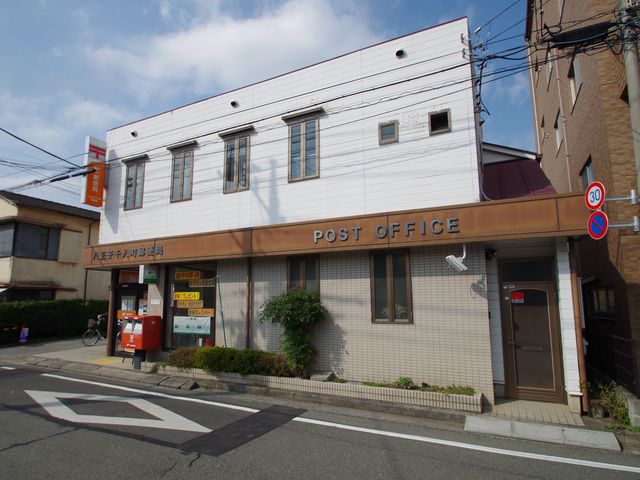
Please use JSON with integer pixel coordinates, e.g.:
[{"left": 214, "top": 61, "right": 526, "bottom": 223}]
[{"left": 148, "top": 364, "right": 483, "bottom": 413}]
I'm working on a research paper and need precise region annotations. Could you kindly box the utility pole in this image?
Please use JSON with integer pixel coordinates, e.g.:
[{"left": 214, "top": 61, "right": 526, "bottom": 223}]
[{"left": 621, "top": 0, "right": 640, "bottom": 193}]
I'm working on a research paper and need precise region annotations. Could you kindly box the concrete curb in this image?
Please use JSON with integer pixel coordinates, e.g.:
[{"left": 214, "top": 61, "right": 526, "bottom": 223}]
[{"left": 464, "top": 415, "right": 621, "bottom": 452}]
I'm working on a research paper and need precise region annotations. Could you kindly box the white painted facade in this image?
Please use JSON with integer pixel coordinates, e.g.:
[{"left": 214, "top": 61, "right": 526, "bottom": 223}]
[{"left": 100, "top": 18, "right": 479, "bottom": 244}]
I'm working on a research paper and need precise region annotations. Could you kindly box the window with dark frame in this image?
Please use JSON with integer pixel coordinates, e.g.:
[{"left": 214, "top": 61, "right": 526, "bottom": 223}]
[
  {"left": 429, "top": 110, "right": 451, "bottom": 135},
  {"left": 289, "top": 118, "right": 319, "bottom": 181},
  {"left": 170, "top": 147, "right": 194, "bottom": 202},
  {"left": 553, "top": 110, "right": 563, "bottom": 153},
  {"left": 371, "top": 251, "right": 412, "bottom": 323},
  {"left": 580, "top": 156, "right": 594, "bottom": 190},
  {"left": 588, "top": 286, "right": 615, "bottom": 317},
  {"left": 568, "top": 56, "right": 582, "bottom": 105},
  {"left": 0, "top": 222, "right": 60, "bottom": 260},
  {"left": 124, "top": 159, "right": 145, "bottom": 209},
  {"left": 224, "top": 135, "right": 250, "bottom": 193},
  {"left": 288, "top": 255, "right": 319, "bottom": 294},
  {"left": 378, "top": 120, "right": 399, "bottom": 145}
]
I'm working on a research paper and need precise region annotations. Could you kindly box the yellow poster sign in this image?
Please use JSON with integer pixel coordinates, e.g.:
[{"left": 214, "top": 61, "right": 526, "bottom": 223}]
[
  {"left": 175, "top": 271, "right": 201, "bottom": 280},
  {"left": 188, "top": 308, "right": 215, "bottom": 317},
  {"left": 177, "top": 300, "right": 204, "bottom": 309},
  {"left": 189, "top": 278, "right": 215, "bottom": 288},
  {"left": 173, "top": 291, "right": 200, "bottom": 300}
]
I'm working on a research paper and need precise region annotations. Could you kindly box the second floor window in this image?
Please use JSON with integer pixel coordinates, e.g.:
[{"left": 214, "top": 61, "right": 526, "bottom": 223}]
[
  {"left": 124, "top": 160, "right": 145, "bottom": 210},
  {"left": 171, "top": 148, "right": 194, "bottom": 202},
  {"left": 224, "top": 136, "right": 250, "bottom": 193},
  {"left": 289, "top": 118, "right": 319, "bottom": 181}
]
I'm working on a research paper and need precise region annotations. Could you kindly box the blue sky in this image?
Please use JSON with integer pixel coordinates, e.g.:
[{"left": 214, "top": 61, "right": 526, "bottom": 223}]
[{"left": 0, "top": 0, "right": 534, "bottom": 207}]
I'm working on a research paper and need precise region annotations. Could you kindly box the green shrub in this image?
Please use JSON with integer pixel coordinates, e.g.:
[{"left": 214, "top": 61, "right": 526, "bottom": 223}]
[
  {"left": 180, "top": 346, "right": 295, "bottom": 377},
  {"left": 393, "top": 377, "right": 415, "bottom": 389},
  {"left": 166, "top": 347, "right": 200, "bottom": 371},
  {"left": 259, "top": 288, "right": 328, "bottom": 374},
  {"left": 423, "top": 385, "right": 476, "bottom": 396},
  {"left": 0, "top": 299, "right": 108, "bottom": 343},
  {"left": 598, "top": 382, "right": 630, "bottom": 425}
]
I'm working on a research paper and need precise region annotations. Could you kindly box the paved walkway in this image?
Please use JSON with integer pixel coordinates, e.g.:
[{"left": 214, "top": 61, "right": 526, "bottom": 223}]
[
  {"left": 0, "top": 339, "right": 630, "bottom": 453},
  {"left": 490, "top": 398, "right": 584, "bottom": 426}
]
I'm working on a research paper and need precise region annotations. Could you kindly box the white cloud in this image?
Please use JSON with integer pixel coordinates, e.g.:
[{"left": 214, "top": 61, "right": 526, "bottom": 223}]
[
  {"left": 0, "top": 90, "right": 132, "bottom": 156},
  {"left": 485, "top": 71, "right": 530, "bottom": 107},
  {"left": 86, "top": 0, "right": 381, "bottom": 104}
]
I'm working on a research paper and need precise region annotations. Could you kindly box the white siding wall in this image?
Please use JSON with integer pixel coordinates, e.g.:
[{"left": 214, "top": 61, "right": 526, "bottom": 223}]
[
  {"left": 99, "top": 19, "right": 479, "bottom": 244},
  {"left": 555, "top": 239, "right": 581, "bottom": 396}
]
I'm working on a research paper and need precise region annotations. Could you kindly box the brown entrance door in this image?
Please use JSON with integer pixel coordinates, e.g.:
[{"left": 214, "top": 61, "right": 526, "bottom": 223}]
[{"left": 502, "top": 282, "right": 564, "bottom": 403}]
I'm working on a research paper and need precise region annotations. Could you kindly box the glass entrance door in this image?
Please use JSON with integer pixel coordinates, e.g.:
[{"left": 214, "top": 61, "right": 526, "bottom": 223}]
[{"left": 166, "top": 263, "right": 216, "bottom": 349}]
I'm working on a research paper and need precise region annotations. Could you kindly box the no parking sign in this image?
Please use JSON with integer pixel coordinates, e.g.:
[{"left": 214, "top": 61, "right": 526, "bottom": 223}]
[{"left": 587, "top": 210, "right": 609, "bottom": 240}]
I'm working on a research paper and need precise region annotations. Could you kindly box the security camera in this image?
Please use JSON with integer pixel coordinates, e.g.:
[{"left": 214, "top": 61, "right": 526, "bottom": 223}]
[
  {"left": 445, "top": 244, "right": 468, "bottom": 272},
  {"left": 445, "top": 255, "right": 468, "bottom": 272},
  {"left": 230, "top": 100, "right": 239, "bottom": 108},
  {"left": 130, "top": 131, "right": 138, "bottom": 137}
]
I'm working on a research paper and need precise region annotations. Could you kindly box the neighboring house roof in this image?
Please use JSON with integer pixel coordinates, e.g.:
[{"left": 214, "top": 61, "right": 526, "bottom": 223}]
[
  {"left": 481, "top": 143, "right": 556, "bottom": 200},
  {"left": 0, "top": 191, "right": 100, "bottom": 221}
]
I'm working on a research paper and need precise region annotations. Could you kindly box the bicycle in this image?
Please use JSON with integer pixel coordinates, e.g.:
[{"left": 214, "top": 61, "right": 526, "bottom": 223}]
[{"left": 82, "top": 313, "right": 107, "bottom": 346}]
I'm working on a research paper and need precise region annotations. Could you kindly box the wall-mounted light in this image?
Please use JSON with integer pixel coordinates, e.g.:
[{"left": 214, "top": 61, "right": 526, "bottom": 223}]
[{"left": 445, "top": 244, "right": 468, "bottom": 272}]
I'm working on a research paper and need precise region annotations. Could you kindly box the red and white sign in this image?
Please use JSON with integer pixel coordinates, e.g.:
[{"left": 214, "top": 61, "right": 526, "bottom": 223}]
[
  {"left": 584, "top": 181, "right": 606, "bottom": 210},
  {"left": 510, "top": 291, "right": 524, "bottom": 304},
  {"left": 587, "top": 210, "right": 609, "bottom": 240},
  {"left": 81, "top": 136, "right": 107, "bottom": 207}
]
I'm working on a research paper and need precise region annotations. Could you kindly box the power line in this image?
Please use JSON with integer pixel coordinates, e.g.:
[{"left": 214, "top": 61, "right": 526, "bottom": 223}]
[{"left": 0, "top": 127, "right": 81, "bottom": 168}]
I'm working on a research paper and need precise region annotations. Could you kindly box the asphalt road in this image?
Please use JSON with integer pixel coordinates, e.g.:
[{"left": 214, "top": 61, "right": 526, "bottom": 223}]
[{"left": 1, "top": 364, "right": 640, "bottom": 480}]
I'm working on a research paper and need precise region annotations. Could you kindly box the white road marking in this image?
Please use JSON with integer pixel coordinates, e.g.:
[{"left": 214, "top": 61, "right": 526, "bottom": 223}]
[
  {"left": 1, "top": 366, "right": 16, "bottom": 370},
  {"left": 42, "top": 373, "right": 640, "bottom": 474},
  {"left": 25, "top": 390, "right": 211, "bottom": 433}
]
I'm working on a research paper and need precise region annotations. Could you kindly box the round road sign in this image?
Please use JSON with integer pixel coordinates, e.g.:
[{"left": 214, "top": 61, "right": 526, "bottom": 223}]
[
  {"left": 587, "top": 210, "right": 609, "bottom": 240},
  {"left": 585, "top": 181, "right": 606, "bottom": 210}
]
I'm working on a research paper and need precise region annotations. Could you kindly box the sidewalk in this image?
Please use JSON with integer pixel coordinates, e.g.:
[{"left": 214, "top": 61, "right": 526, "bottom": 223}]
[{"left": 1, "top": 339, "right": 638, "bottom": 454}]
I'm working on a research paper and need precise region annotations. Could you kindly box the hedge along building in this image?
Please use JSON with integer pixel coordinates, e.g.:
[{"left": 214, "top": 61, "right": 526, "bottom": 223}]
[{"left": 84, "top": 18, "right": 590, "bottom": 410}]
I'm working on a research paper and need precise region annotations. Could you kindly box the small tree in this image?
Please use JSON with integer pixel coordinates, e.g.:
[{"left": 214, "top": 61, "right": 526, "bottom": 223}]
[{"left": 259, "top": 288, "right": 328, "bottom": 375}]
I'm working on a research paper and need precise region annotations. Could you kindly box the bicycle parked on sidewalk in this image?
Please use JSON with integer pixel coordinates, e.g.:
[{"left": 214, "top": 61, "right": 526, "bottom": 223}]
[{"left": 82, "top": 313, "right": 107, "bottom": 346}]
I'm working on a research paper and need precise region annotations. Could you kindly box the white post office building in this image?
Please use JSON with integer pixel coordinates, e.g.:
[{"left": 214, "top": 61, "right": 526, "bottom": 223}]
[{"left": 85, "top": 18, "right": 590, "bottom": 410}]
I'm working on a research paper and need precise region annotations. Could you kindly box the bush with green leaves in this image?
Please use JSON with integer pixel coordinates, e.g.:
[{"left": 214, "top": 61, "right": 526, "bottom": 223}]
[
  {"left": 598, "top": 382, "right": 630, "bottom": 425},
  {"left": 393, "top": 376, "right": 415, "bottom": 389},
  {"left": 164, "top": 346, "right": 294, "bottom": 377},
  {"left": 0, "top": 299, "right": 108, "bottom": 343},
  {"left": 259, "top": 288, "right": 329, "bottom": 374}
]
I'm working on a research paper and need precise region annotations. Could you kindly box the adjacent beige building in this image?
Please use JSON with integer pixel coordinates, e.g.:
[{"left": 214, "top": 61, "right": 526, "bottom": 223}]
[{"left": 0, "top": 191, "right": 109, "bottom": 301}]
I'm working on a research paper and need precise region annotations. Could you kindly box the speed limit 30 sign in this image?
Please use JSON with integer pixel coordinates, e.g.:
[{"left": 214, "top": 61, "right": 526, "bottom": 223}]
[{"left": 585, "top": 181, "right": 606, "bottom": 210}]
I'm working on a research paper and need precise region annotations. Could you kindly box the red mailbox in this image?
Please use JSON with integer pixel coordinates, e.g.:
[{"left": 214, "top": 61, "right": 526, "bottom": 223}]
[{"left": 121, "top": 315, "right": 161, "bottom": 350}]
